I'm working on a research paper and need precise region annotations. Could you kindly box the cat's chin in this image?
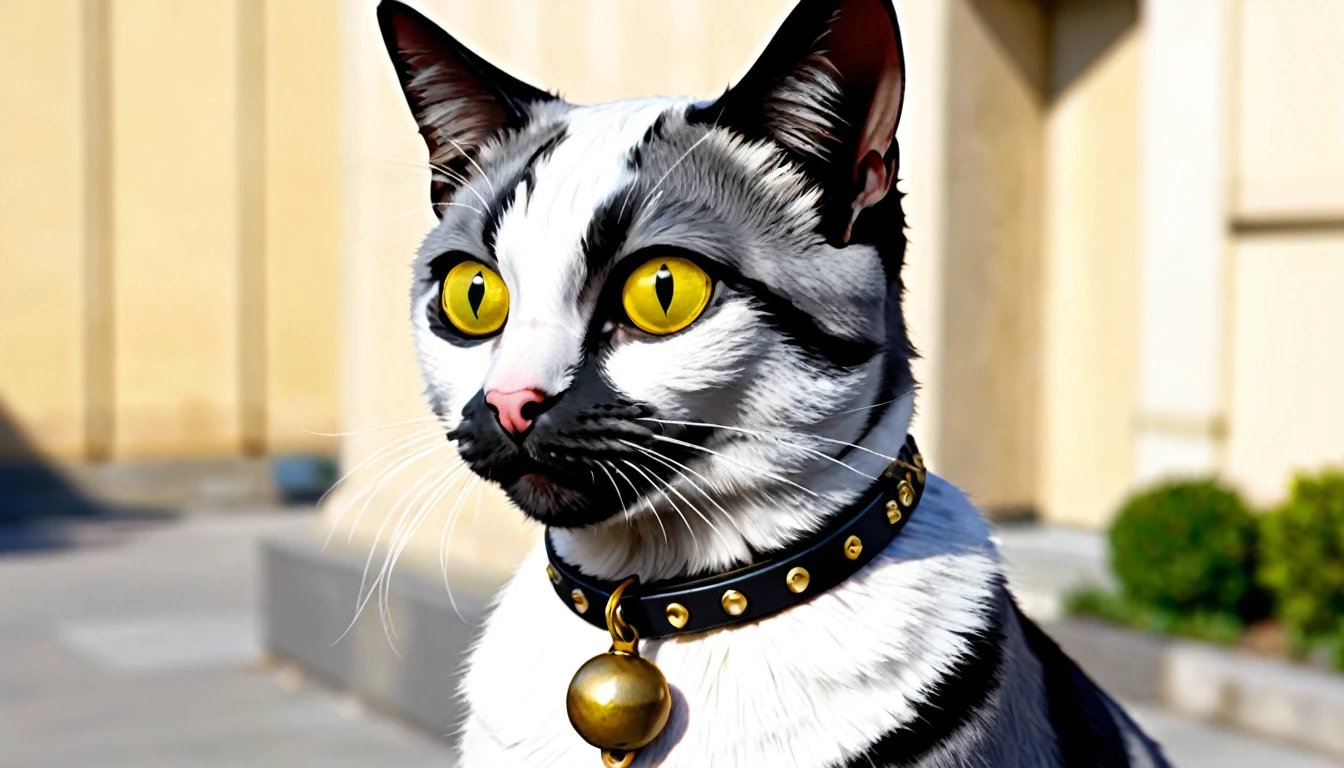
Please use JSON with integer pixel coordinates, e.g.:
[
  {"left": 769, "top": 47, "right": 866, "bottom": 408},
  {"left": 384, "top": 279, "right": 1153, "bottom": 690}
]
[{"left": 502, "top": 472, "right": 618, "bottom": 528}]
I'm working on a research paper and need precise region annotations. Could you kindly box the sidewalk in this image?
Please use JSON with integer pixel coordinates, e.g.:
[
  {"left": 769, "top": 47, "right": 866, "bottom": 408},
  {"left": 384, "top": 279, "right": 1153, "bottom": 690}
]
[{"left": 0, "top": 512, "right": 453, "bottom": 767}]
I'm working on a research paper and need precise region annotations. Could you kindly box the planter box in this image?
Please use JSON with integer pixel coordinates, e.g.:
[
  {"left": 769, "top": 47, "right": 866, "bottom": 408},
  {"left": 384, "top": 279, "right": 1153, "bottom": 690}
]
[
  {"left": 259, "top": 534, "right": 504, "bottom": 740},
  {"left": 1049, "top": 619, "right": 1344, "bottom": 760}
]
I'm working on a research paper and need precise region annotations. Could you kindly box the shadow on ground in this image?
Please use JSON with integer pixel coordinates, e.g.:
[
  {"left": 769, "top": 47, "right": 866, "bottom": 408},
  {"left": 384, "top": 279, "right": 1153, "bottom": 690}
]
[{"left": 0, "top": 405, "right": 171, "bottom": 554}]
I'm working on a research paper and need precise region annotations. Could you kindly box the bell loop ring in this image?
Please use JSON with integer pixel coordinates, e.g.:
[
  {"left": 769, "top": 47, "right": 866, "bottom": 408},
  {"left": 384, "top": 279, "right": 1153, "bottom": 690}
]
[{"left": 605, "top": 578, "right": 640, "bottom": 656}]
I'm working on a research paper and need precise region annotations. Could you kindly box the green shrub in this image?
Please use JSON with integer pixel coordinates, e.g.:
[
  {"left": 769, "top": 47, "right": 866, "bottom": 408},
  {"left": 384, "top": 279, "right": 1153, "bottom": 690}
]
[
  {"left": 1258, "top": 469, "right": 1344, "bottom": 640},
  {"left": 1109, "top": 478, "right": 1257, "bottom": 616},
  {"left": 1064, "top": 586, "right": 1243, "bottom": 645}
]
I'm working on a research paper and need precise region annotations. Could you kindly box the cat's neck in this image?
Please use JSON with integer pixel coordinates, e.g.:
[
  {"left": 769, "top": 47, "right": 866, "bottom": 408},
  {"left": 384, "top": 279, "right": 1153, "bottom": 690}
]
[{"left": 549, "top": 394, "right": 917, "bottom": 582}]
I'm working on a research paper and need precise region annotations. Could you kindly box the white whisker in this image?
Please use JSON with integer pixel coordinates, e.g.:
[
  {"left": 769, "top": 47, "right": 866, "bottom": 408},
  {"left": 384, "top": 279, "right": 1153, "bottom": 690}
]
[
  {"left": 371, "top": 155, "right": 490, "bottom": 210},
  {"left": 320, "top": 430, "right": 444, "bottom": 548},
  {"left": 610, "top": 462, "right": 665, "bottom": 543},
  {"left": 642, "top": 417, "right": 894, "bottom": 467},
  {"left": 439, "top": 474, "right": 482, "bottom": 623},
  {"left": 337, "top": 458, "right": 451, "bottom": 651},
  {"left": 620, "top": 440, "right": 746, "bottom": 538},
  {"left": 356, "top": 201, "right": 484, "bottom": 245},
  {"left": 377, "top": 462, "right": 460, "bottom": 642},
  {"left": 343, "top": 442, "right": 449, "bottom": 543},
  {"left": 379, "top": 463, "right": 470, "bottom": 638},
  {"left": 624, "top": 460, "right": 696, "bottom": 544},
  {"left": 443, "top": 137, "right": 497, "bottom": 196},
  {"left": 621, "top": 444, "right": 727, "bottom": 539},
  {"left": 646, "top": 434, "right": 822, "bottom": 498},
  {"left": 595, "top": 461, "right": 630, "bottom": 526},
  {"left": 306, "top": 415, "right": 442, "bottom": 437}
]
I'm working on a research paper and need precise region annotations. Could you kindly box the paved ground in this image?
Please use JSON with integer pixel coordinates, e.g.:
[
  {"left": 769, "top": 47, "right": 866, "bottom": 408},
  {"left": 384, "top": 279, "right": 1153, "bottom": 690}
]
[
  {"left": 0, "top": 512, "right": 1337, "bottom": 767},
  {"left": 0, "top": 512, "right": 453, "bottom": 767}
]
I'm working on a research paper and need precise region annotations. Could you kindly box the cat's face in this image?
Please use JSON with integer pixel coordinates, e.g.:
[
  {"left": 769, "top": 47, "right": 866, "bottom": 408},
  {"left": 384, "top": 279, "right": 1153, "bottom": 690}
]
[{"left": 381, "top": 0, "right": 911, "bottom": 532}]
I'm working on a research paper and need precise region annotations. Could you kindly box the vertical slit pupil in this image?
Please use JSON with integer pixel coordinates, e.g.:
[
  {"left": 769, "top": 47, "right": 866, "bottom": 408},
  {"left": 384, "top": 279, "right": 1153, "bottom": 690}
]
[
  {"left": 467, "top": 272, "right": 486, "bottom": 319},
  {"left": 654, "top": 265, "right": 674, "bottom": 315}
]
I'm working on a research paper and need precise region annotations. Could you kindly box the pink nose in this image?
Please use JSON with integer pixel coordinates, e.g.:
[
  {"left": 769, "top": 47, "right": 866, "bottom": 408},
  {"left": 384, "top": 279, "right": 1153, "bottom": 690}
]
[{"left": 485, "top": 388, "right": 548, "bottom": 436}]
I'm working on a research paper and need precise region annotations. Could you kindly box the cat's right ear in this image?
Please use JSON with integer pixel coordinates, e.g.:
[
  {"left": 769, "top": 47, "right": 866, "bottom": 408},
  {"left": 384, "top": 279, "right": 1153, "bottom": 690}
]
[{"left": 378, "top": 1, "right": 556, "bottom": 208}]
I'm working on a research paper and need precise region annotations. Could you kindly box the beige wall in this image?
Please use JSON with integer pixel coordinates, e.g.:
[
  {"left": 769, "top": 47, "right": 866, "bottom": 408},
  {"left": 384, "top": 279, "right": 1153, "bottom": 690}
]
[
  {"left": 0, "top": 1, "right": 88, "bottom": 459},
  {"left": 1227, "top": 235, "right": 1344, "bottom": 505},
  {"left": 933, "top": 0, "right": 1047, "bottom": 514},
  {"left": 263, "top": 0, "right": 343, "bottom": 453},
  {"left": 1222, "top": 0, "right": 1344, "bottom": 504},
  {"left": 1038, "top": 0, "right": 1141, "bottom": 527},
  {"left": 0, "top": 0, "right": 342, "bottom": 462},
  {"left": 109, "top": 0, "right": 243, "bottom": 457},
  {"left": 1235, "top": 0, "right": 1344, "bottom": 221}
]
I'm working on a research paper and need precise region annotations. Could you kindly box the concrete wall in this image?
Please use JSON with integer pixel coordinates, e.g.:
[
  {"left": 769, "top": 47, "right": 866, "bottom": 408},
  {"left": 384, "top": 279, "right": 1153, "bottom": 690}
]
[
  {"left": 934, "top": 0, "right": 1047, "bottom": 515},
  {"left": 0, "top": 0, "right": 341, "bottom": 462},
  {"left": 1038, "top": 0, "right": 1141, "bottom": 527},
  {"left": 1224, "top": 0, "right": 1344, "bottom": 505}
]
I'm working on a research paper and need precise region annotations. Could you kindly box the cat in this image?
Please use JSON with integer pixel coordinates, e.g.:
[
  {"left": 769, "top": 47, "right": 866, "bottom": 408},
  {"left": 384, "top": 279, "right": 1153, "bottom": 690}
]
[{"left": 377, "top": 0, "right": 1172, "bottom": 765}]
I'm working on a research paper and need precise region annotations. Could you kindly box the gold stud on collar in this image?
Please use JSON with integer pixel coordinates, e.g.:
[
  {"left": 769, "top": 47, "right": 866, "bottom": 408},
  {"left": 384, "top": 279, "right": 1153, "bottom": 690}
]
[
  {"left": 721, "top": 589, "right": 748, "bottom": 616},
  {"left": 786, "top": 567, "right": 810, "bottom": 593},
  {"left": 547, "top": 564, "right": 562, "bottom": 584},
  {"left": 571, "top": 589, "right": 590, "bottom": 614},
  {"left": 664, "top": 602, "right": 689, "bottom": 629},
  {"left": 844, "top": 535, "right": 863, "bottom": 560},
  {"left": 886, "top": 499, "right": 903, "bottom": 525},
  {"left": 897, "top": 480, "right": 916, "bottom": 508}
]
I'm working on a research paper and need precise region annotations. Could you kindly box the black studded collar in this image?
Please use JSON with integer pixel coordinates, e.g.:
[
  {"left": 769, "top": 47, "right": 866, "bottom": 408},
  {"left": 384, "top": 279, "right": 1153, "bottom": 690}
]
[{"left": 544, "top": 436, "right": 926, "bottom": 639}]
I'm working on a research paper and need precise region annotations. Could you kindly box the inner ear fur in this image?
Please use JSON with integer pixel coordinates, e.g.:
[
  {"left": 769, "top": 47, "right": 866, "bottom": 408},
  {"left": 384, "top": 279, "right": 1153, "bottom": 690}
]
[
  {"left": 377, "top": 0, "right": 557, "bottom": 211},
  {"left": 690, "top": 0, "right": 906, "bottom": 243}
]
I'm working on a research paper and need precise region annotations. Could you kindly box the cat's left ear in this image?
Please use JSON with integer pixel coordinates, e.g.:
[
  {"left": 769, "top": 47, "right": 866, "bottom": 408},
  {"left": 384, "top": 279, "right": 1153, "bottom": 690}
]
[
  {"left": 378, "top": 0, "right": 557, "bottom": 208},
  {"left": 691, "top": 0, "right": 905, "bottom": 243}
]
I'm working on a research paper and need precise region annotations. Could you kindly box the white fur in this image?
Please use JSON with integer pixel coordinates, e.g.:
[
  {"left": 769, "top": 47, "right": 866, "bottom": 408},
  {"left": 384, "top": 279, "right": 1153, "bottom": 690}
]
[
  {"left": 485, "top": 99, "right": 687, "bottom": 396},
  {"left": 457, "top": 395, "right": 1010, "bottom": 767},
  {"left": 459, "top": 474, "right": 1002, "bottom": 768}
]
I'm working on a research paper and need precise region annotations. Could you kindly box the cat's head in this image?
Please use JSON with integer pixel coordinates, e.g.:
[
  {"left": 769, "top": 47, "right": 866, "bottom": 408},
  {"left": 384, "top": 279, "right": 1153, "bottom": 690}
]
[{"left": 379, "top": 0, "right": 913, "bottom": 541}]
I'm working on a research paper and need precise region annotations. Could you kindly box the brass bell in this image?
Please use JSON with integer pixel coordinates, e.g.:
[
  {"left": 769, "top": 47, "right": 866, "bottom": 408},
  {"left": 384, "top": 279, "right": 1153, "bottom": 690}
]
[{"left": 565, "top": 579, "right": 671, "bottom": 767}]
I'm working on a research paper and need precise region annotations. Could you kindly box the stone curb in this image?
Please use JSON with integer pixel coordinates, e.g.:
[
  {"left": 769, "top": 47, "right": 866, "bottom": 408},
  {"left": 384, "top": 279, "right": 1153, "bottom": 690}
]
[
  {"left": 260, "top": 535, "right": 1344, "bottom": 760},
  {"left": 1050, "top": 619, "right": 1344, "bottom": 760},
  {"left": 259, "top": 534, "right": 500, "bottom": 740}
]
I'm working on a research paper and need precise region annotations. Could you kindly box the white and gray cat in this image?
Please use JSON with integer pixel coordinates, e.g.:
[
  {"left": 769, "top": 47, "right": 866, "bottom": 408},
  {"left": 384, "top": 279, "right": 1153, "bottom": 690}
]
[{"left": 377, "top": 0, "right": 1171, "bottom": 765}]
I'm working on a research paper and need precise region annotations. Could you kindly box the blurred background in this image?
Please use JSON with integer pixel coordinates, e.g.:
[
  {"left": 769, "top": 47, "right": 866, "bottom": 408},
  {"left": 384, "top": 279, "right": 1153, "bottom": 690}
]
[{"left": 2, "top": 0, "right": 1342, "bottom": 766}]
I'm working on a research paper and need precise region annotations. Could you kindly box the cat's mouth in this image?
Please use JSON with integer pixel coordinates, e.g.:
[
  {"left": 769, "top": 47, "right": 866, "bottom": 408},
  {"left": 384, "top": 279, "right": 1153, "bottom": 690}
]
[
  {"left": 495, "top": 462, "right": 615, "bottom": 527},
  {"left": 520, "top": 471, "right": 558, "bottom": 489},
  {"left": 451, "top": 388, "right": 710, "bottom": 528}
]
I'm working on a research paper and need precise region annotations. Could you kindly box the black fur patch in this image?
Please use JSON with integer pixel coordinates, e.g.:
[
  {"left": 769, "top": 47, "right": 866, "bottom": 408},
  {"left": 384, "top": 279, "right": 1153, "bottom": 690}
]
[
  {"left": 723, "top": 269, "right": 880, "bottom": 370},
  {"left": 843, "top": 590, "right": 1006, "bottom": 766},
  {"left": 482, "top": 126, "right": 568, "bottom": 254},
  {"left": 1012, "top": 603, "right": 1164, "bottom": 768}
]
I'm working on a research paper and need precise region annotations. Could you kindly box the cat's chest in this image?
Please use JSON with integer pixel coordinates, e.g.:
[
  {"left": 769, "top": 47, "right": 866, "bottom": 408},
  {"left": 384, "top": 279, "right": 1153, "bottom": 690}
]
[{"left": 458, "top": 543, "right": 1000, "bottom": 768}]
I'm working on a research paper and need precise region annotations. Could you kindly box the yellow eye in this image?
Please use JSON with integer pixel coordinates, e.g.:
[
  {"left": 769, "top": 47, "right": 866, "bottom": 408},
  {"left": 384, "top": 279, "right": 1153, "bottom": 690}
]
[
  {"left": 442, "top": 260, "right": 509, "bottom": 336},
  {"left": 621, "top": 256, "right": 712, "bottom": 335}
]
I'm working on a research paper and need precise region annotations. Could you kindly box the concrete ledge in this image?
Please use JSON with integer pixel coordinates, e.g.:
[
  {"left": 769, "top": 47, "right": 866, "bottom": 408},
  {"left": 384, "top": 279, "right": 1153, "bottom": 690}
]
[
  {"left": 260, "top": 536, "right": 1344, "bottom": 761},
  {"left": 1051, "top": 619, "right": 1344, "bottom": 760},
  {"left": 1, "top": 455, "right": 337, "bottom": 518},
  {"left": 259, "top": 534, "right": 504, "bottom": 740}
]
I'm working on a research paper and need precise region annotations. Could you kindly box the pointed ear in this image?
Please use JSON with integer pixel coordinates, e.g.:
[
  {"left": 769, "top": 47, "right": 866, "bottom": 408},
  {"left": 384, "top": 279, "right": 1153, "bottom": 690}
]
[
  {"left": 691, "top": 0, "right": 905, "bottom": 244},
  {"left": 377, "top": 1, "right": 556, "bottom": 209}
]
